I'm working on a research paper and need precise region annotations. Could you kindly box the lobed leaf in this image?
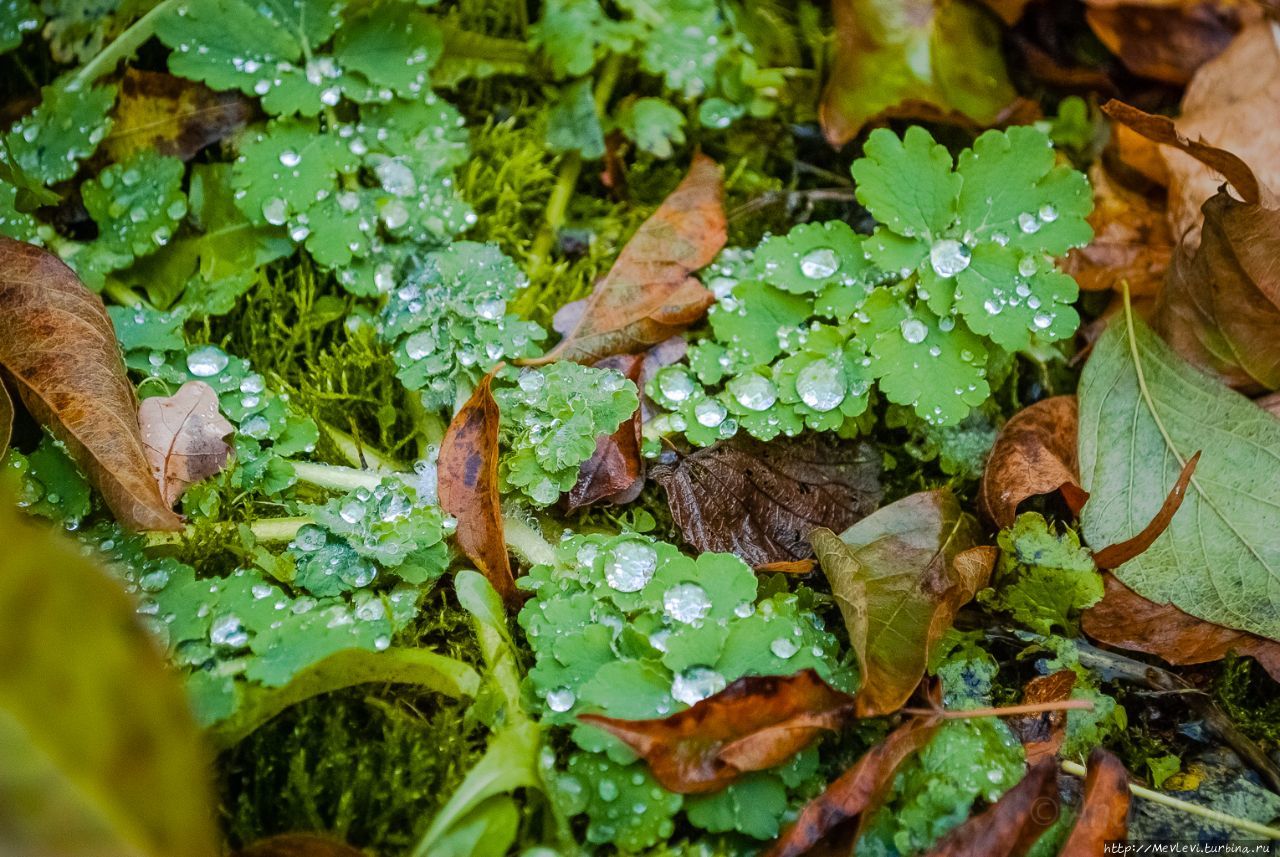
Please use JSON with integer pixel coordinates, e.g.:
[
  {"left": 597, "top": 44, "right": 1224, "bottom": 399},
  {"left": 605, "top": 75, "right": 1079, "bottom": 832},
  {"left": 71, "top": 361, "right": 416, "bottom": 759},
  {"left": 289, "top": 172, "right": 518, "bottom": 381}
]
[{"left": 138, "top": 380, "right": 234, "bottom": 508}]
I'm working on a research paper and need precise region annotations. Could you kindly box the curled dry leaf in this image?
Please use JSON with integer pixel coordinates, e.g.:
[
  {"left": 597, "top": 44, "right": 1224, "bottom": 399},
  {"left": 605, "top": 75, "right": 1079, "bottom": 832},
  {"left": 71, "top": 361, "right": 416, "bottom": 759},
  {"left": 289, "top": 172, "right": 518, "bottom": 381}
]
[
  {"left": 233, "top": 833, "right": 366, "bottom": 857},
  {"left": 0, "top": 238, "right": 181, "bottom": 531},
  {"left": 1007, "top": 670, "right": 1076, "bottom": 765},
  {"left": 566, "top": 353, "right": 644, "bottom": 511},
  {"left": 1063, "top": 163, "right": 1173, "bottom": 298},
  {"left": 105, "top": 68, "right": 255, "bottom": 163},
  {"left": 812, "top": 490, "right": 990, "bottom": 717},
  {"left": 653, "top": 434, "right": 882, "bottom": 567},
  {"left": 1059, "top": 749, "right": 1131, "bottom": 856},
  {"left": 1084, "top": 0, "right": 1251, "bottom": 85},
  {"left": 921, "top": 756, "right": 1061, "bottom": 857},
  {"left": 978, "top": 395, "right": 1086, "bottom": 528},
  {"left": 764, "top": 709, "right": 942, "bottom": 857},
  {"left": 1082, "top": 575, "right": 1280, "bottom": 682},
  {"left": 139, "top": 380, "right": 235, "bottom": 508},
  {"left": 438, "top": 369, "right": 517, "bottom": 606},
  {"left": 528, "top": 154, "right": 725, "bottom": 365},
  {"left": 1091, "top": 451, "right": 1199, "bottom": 568},
  {"left": 0, "top": 381, "right": 11, "bottom": 460},
  {"left": 578, "top": 670, "right": 855, "bottom": 794}
]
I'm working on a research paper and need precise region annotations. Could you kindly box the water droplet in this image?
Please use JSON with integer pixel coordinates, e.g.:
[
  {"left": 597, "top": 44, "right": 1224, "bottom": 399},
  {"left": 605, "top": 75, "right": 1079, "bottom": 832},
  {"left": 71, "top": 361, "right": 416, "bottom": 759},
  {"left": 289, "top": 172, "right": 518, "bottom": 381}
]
[
  {"left": 729, "top": 374, "right": 777, "bottom": 411},
  {"left": 598, "top": 780, "right": 619, "bottom": 802},
  {"left": 796, "top": 359, "right": 845, "bottom": 412},
  {"left": 1032, "top": 312, "right": 1054, "bottom": 329},
  {"left": 663, "top": 582, "right": 712, "bottom": 624},
  {"left": 734, "top": 601, "right": 755, "bottom": 618},
  {"left": 770, "top": 637, "right": 799, "bottom": 659},
  {"left": 900, "top": 318, "right": 928, "bottom": 344},
  {"left": 694, "top": 398, "right": 726, "bottom": 427},
  {"left": 262, "top": 197, "right": 288, "bottom": 225},
  {"left": 799, "top": 247, "right": 839, "bottom": 279},
  {"left": 657, "top": 367, "right": 695, "bottom": 403},
  {"left": 929, "top": 239, "right": 971, "bottom": 277},
  {"left": 339, "top": 499, "right": 366, "bottom": 523},
  {"left": 672, "top": 666, "right": 726, "bottom": 706},
  {"left": 547, "top": 686, "right": 576, "bottom": 712},
  {"left": 294, "top": 525, "right": 327, "bottom": 551},
  {"left": 1017, "top": 256, "right": 1037, "bottom": 277},
  {"left": 375, "top": 158, "right": 416, "bottom": 196},
  {"left": 186, "top": 345, "right": 228, "bottom": 377},
  {"left": 1038, "top": 204, "right": 1058, "bottom": 222},
  {"left": 604, "top": 541, "right": 658, "bottom": 592},
  {"left": 210, "top": 613, "right": 248, "bottom": 647},
  {"left": 279, "top": 149, "right": 301, "bottom": 167},
  {"left": 1018, "top": 212, "right": 1041, "bottom": 234},
  {"left": 240, "top": 413, "right": 270, "bottom": 438}
]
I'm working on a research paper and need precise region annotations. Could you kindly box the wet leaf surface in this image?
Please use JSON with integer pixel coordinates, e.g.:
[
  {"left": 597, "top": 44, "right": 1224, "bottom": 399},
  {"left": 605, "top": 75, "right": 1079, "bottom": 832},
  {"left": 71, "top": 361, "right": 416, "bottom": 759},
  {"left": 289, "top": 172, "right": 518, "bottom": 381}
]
[
  {"left": 978, "top": 395, "right": 1086, "bottom": 528},
  {"left": 653, "top": 434, "right": 881, "bottom": 566},
  {"left": 1060, "top": 749, "right": 1131, "bottom": 855},
  {"left": 138, "top": 380, "right": 235, "bottom": 508},
  {"left": 105, "top": 68, "right": 255, "bottom": 163},
  {"left": 566, "top": 353, "right": 644, "bottom": 511},
  {"left": 1007, "top": 670, "right": 1075, "bottom": 765},
  {"left": 0, "top": 238, "right": 181, "bottom": 531},
  {"left": 920, "top": 757, "right": 1060, "bottom": 857}
]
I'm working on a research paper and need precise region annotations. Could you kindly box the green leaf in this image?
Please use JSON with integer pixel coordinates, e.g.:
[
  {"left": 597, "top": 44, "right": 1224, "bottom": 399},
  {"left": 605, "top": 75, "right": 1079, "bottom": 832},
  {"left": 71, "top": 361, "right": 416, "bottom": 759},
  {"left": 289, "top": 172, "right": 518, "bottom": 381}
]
[
  {"left": 616, "top": 97, "right": 685, "bottom": 159},
  {"left": 1079, "top": 304, "right": 1280, "bottom": 641},
  {"left": 853, "top": 125, "right": 959, "bottom": 241},
  {"left": 0, "top": 0, "right": 40, "bottom": 55},
  {"left": 332, "top": 2, "right": 441, "bottom": 96},
  {"left": 532, "top": 0, "right": 630, "bottom": 78},
  {"left": 546, "top": 77, "right": 605, "bottom": 159},
  {"left": 3, "top": 78, "right": 116, "bottom": 185},
  {"left": 752, "top": 221, "right": 873, "bottom": 296},
  {"left": 0, "top": 498, "right": 220, "bottom": 857},
  {"left": 3, "top": 432, "right": 93, "bottom": 525}
]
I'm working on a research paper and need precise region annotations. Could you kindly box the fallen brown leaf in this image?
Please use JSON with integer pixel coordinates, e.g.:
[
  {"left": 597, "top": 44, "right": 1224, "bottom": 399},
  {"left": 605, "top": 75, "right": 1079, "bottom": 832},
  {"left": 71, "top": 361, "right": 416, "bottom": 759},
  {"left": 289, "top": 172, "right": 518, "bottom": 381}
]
[
  {"left": 1007, "top": 670, "right": 1076, "bottom": 765},
  {"left": 653, "top": 434, "right": 881, "bottom": 567},
  {"left": 1059, "top": 749, "right": 1130, "bottom": 855},
  {"left": 921, "top": 756, "right": 1060, "bottom": 857},
  {"left": 977, "top": 0, "right": 1034, "bottom": 25},
  {"left": 528, "top": 154, "right": 724, "bottom": 365},
  {"left": 1091, "top": 451, "right": 1199, "bottom": 568},
  {"left": 812, "top": 490, "right": 990, "bottom": 717},
  {"left": 0, "top": 238, "right": 182, "bottom": 531},
  {"left": 233, "top": 833, "right": 365, "bottom": 857},
  {"left": 438, "top": 369, "right": 517, "bottom": 606},
  {"left": 579, "top": 670, "right": 856, "bottom": 794},
  {"left": 978, "top": 396, "right": 1086, "bottom": 529},
  {"left": 1063, "top": 164, "right": 1173, "bottom": 298},
  {"left": 1082, "top": 575, "right": 1280, "bottom": 682},
  {"left": 105, "top": 69, "right": 255, "bottom": 163},
  {"left": 755, "top": 559, "right": 817, "bottom": 575},
  {"left": 139, "top": 381, "right": 234, "bottom": 508},
  {"left": 0, "top": 381, "right": 11, "bottom": 460},
  {"left": 566, "top": 353, "right": 644, "bottom": 512},
  {"left": 1085, "top": 0, "right": 1250, "bottom": 85},
  {"left": 764, "top": 710, "right": 942, "bottom": 857}
]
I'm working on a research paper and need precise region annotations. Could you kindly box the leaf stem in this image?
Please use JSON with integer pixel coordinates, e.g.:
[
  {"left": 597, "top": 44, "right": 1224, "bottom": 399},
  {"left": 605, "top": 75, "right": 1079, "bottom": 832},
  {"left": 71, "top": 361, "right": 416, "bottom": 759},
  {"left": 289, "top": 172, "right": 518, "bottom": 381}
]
[
  {"left": 319, "top": 420, "right": 402, "bottom": 471},
  {"left": 291, "top": 460, "right": 387, "bottom": 493},
  {"left": 900, "top": 699, "right": 1094, "bottom": 720},
  {"left": 1060, "top": 760, "right": 1280, "bottom": 839},
  {"left": 503, "top": 512, "right": 555, "bottom": 567},
  {"left": 145, "top": 515, "right": 312, "bottom": 547},
  {"left": 70, "top": 0, "right": 182, "bottom": 89}
]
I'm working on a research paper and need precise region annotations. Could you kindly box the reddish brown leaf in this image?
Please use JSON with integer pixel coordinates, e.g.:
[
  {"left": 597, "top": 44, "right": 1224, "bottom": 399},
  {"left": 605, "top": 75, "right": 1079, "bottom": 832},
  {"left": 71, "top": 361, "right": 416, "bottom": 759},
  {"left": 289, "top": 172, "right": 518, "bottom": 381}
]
[
  {"left": 764, "top": 713, "right": 942, "bottom": 857},
  {"left": 812, "top": 490, "right": 990, "bottom": 717},
  {"left": 1063, "top": 163, "right": 1173, "bottom": 298},
  {"left": 528, "top": 154, "right": 724, "bottom": 365},
  {"left": 978, "top": 396, "right": 1086, "bottom": 529},
  {"left": 579, "top": 670, "right": 856, "bottom": 794},
  {"left": 1082, "top": 575, "right": 1280, "bottom": 682},
  {"left": 139, "top": 380, "right": 234, "bottom": 508},
  {"left": 1091, "top": 451, "right": 1199, "bottom": 568},
  {"left": 566, "top": 353, "right": 644, "bottom": 511},
  {"left": 922, "top": 757, "right": 1061, "bottom": 857},
  {"left": 233, "top": 833, "right": 365, "bottom": 857},
  {"left": 977, "top": 0, "right": 1034, "bottom": 25},
  {"left": 653, "top": 434, "right": 882, "bottom": 566},
  {"left": 105, "top": 69, "right": 255, "bottom": 163},
  {"left": 0, "top": 238, "right": 182, "bottom": 531},
  {"left": 755, "top": 559, "right": 817, "bottom": 575},
  {"left": 1085, "top": 0, "right": 1251, "bottom": 85},
  {"left": 0, "top": 380, "right": 11, "bottom": 460},
  {"left": 1007, "top": 670, "right": 1076, "bottom": 765},
  {"left": 438, "top": 369, "right": 516, "bottom": 606},
  {"left": 1060, "top": 749, "right": 1130, "bottom": 855}
]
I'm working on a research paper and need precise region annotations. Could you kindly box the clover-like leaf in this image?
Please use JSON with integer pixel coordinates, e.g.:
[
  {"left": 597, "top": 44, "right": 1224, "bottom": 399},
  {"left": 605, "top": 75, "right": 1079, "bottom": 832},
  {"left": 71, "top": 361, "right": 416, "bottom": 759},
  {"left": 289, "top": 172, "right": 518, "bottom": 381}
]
[{"left": 3, "top": 78, "right": 116, "bottom": 185}]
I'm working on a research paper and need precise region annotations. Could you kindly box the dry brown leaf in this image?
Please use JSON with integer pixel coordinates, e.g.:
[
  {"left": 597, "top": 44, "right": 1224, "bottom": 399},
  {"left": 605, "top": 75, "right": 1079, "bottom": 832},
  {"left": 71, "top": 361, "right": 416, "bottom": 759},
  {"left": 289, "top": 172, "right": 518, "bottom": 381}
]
[
  {"left": 978, "top": 396, "right": 1086, "bottom": 529},
  {"left": 1084, "top": 0, "right": 1252, "bottom": 84},
  {"left": 0, "top": 238, "right": 181, "bottom": 531},
  {"left": 139, "top": 381, "right": 234, "bottom": 508},
  {"left": 1082, "top": 575, "right": 1280, "bottom": 681},
  {"left": 0, "top": 380, "right": 11, "bottom": 460},
  {"left": 1059, "top": 749, "right": 1131, "bottom": 855},
  {"left": 921, "top": 757, "right": 1061, "bottom": 857},
  {"left": 566, "top": 353, "right": 644, "bottom": 511},
  {"left": 528, "top": 154, "right": 724, "bottom": 365},
  {"left": 1063, "top": 163, "right": 1173, "bottom": 297},
  {"left": 105, "top": 69, "right": 255, "bottom": 163},
  {"left": 579, "top": 670, "right": 855, "bottom": 794},
  {"left": 438, "top": 369, "right": 517, "bottom": 606},
  {"left": 233, "top": 833, "right": 366, "bottom": 857},
  {"left": 1092, "top": 451, "right": 1199, "bottom": 568},
  {"left": 1007, "top": 670, "right": 1076, "bottom": 765},
  {"left": 977, "top": 0, "right": 1035, "bottom": 25}
]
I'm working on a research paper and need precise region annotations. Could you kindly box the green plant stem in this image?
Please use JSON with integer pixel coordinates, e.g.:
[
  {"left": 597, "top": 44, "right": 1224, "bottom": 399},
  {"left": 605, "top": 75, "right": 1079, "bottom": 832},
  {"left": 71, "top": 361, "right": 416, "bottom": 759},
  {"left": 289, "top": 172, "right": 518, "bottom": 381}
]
[
  {"left": 102, "top": 279, "right": 147, "bottom": 309},
  {"left": 70, "top": 0, "right": 181, "bottom": 88},
  {"left": 406, "top": 394, "right": 446, "bottom": 454},
  {"left": 1059, "top": 760, "right": 1280, "bottom": 839},
  {"left": 291, "top": 460, "right": 387, "bottom": 493},
  {"left": 320, "top": 421, "right": 402, "bottom": 471},
  {"left": 145, "top": 515, "right": 311, "bottom": 547},
  {"left": 502, "top": 513, "right": 555, "bottom": 567}
]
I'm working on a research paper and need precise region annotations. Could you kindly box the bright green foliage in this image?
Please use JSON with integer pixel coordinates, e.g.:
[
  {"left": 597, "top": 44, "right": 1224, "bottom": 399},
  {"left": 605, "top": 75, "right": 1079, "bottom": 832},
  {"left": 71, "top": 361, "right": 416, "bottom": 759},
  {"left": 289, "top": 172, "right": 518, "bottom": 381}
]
[
  {"left": 545, "top": 78, "right": 605, "bottom": 159},
  {"left": 494, "top": 363, "right": 638, "bottom": 506},
  {"left": 555, "top": 751, "right": 683, "bottom": 851},
  {"left": 2, "top": 78, "right": 116, "bottom": 185},
  {"left": 617, "top": 97, "right": 686, "bottom": 159},
  {"left": 0, "top": 179, "right": 39, "bottom": 240},
  {"left": 0, "top": 0, "right": 40, "bottom": 53},
  {"left": 380, "top": 242, "right": 546, "bottom": 412},
  {"left": 517, "top": 532, "right": 846, "bottom": 848},
  {"left": 40, "top": 0, "right": 148, "bottom": 64},
  {"left": 978, "top": 513, "right": 1103, "bottom": 636},
  {"left": 1037, "top": 637, "right": 1127, "bottom": 761},
  {"left": 2, "top": 434, "right": 93, "bottom": 526}
]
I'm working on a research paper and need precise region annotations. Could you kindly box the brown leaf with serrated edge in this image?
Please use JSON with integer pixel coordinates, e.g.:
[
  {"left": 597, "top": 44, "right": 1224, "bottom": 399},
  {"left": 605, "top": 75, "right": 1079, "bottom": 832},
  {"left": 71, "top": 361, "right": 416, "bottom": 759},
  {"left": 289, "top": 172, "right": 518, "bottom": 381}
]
[
  {"left": 139, "top": 381, "right": 234, "bottom": 508},
  {"left": 233, "top": 833, "right": 365, "bottom": 857},
  {"left": 566, "top": 353, "right": 644, "bottom": 511},
  {"left": 0, "top": 238, "right": 181, "bottom": 531},
  {"left": 922, "top": 756, "right": 1061, "bottom": 857},
  {"left": 527, "top": 154, "right": 724, "bottom": 365},
  {"left": 579, "top": 670, "right": 856, "bottom": 794},
  {"left": 653, "top": 434, "right": 881, "bottom": 566},
  {"left": 105, "top": 69, "right": 255, "bottom": 163},
  {"left": 0, "top": 380, "right": 11, "bottom": 459},
  {"left": 1085, "top": 1, "right": 1250, "bottom": 85},
  {"left": 1082, "top": 575, "right": 1280, "bottom": 681},
  {"left": 812, "top": 490, "right": 990, "bottom": 717},
  {"left": 979, "top": 396, "right": 1087, "bottom": 529},
  {"left": 764, "top": 705, "right": 942, "bottom": 857},
  {"left": 1063, "top": 164, "right": 1173, "bottom": 298},
  {"left": 1008, "top": 670, "right": 1076, "bottom": 765},
  {"left": 438, "top": 369, "right": 516, "bottom": 606},
  {"left": 1092, "top": 451, "right": 1199, "bottom": 568},
  {"left": 1060, "top": 749, "right": 1130, "bottom": 856}
]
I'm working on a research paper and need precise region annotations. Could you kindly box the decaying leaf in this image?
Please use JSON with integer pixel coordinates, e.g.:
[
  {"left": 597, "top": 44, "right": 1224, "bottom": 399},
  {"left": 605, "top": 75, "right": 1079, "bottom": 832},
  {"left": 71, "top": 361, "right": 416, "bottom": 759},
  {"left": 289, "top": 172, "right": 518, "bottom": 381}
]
[
  {"left": 1060, "top": 749, "right": 1130, "bottom": 856},
  {"left": 529, "top": 154, "right": 725, "bottom": 365},
  {"left": 105, "top": 68, "right": 254, "bottom": 163},
  {"left": 233, "top": 834, "right": 366, "bottom": 857},
  {"left": 439, "top": 370, "right": 517, "bottom": 606},
  {"left": 1082, "top": 575, "right": 1280, "bottom": 682},
  {"left": 579, "top": 670, "right": 855, "bottom": 794},
  {"left": 0, "top": 238, "right": 182, "bottom": 531},
  {"left": 1063, "top": 163, "right": 1173, "bottom": 298},
  {"left": 566, "top": 353, "right": 644, "bottom": 511},
  {"left": 1091, "top": 451, "right": 1199, "bottom": 568},
  {"left": 139, "top": 380, "right": 235, "bottom": 508},
  {"left": 812, "top": 490, "right": 990, "bottom": 716},
  {"left": 819, "top": 0, "right": 1017, "bottom": 147},
  {"left": 764, "top": 710, "right": 942, "bottom": 857},
  {"left": 1084, "top": 0, "right": 1250, "bottom": 85},
  {"left": 653, "top": 434, "right": 882, "bottom": 566},
  {"left": 921, "top": 757, "right": 1060, "bottom": 857},
  {"left": 0, "top": 381, "right": 11, "bottom": 460},
  {"left": 978, "top": 396, "right": 1086, "bottom": 528},
  {"left": 1007, "top": 670, "right": 1076, "bottom": 765}
]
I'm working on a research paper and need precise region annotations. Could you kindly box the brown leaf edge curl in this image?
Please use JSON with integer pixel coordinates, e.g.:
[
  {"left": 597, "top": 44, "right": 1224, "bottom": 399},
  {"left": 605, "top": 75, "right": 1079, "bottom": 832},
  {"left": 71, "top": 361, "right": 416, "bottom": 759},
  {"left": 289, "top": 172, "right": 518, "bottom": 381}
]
[
  {"left": 1090, "top": 451, "right": 1199, "bottom": 569},
  {"left": 978, "top": 395, "right": 1088, "bottom": 528},
  {"left": 565, "top": 353, "right": 645, "bottom": 511},
  {"left": 1059, "top": 748, "right": 1130, "bottom": 856},
  {"left": 0, "top": 379, "right": 11, "bottom": 459},
  {"left": 0, "top": 237, "right": 181, "bottom": 530},
  {"left": 438, "top": 368, "right": 517, "bottom": 607},
  {"left": 1007, "top": 670, "right": 1076, "bottom": 765},
  {"left": 920, "top": 756, "right": 1061, "bottom": 857}
]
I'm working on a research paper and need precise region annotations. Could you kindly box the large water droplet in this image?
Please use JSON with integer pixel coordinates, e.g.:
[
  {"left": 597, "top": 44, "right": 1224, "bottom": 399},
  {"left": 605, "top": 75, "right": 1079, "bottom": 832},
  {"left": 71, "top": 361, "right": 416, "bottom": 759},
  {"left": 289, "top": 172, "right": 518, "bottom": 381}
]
[
  {"left": 694, "top": 398, "right": 726, "bottom": 427},
  {"left": 770, "top": 637, "right": 799, "bottom": 659},
  {"left": 279, "top": 149, "right": 301, "bottom": 167},
  {"left": 186, "top": 345, "right": 228, "bottom": 377},
  {"left": 1017, "top": 256, "right": 1037, "bottom": 278},
  {"left": 900, "top": 318, "right": 928, "bottom": 344},
  {"left": 1017, "top": 212, "right": 1041, "bottom": 234},
  {"left": 262, "top": 197, "right": 288, "bottom": 226},
  {"left": 929, "top": 239, "right": 971, "bottom": 277},
  {"left": 604, "top": 541, "right": 658, "bottom": 592},
  {"left": 663, "top": 582, "right": 712, "bottom": 624},
  {"left": 547, "top": 686, "right": 576, "bottom": 712},
  {"left": 799, "top": 247, "right": 839, "bottom": 279},
  {"left": 672, "top": 666, "right": 726, "bottom": 705},
  {"left": 729, "top": 374, "right": 777, "bottom": 411},
  {"left": 1038, "top": 204, "right": 1058, "bottom": 223},
  {"left": 656, "top": 367, "right": 695, "bottom": 403},
  {"left": 796, "top": 359, "right": 845, "bottom": 412},
  {"left": 1032, "top": 312, "right": 1054, "bottom": 329}
]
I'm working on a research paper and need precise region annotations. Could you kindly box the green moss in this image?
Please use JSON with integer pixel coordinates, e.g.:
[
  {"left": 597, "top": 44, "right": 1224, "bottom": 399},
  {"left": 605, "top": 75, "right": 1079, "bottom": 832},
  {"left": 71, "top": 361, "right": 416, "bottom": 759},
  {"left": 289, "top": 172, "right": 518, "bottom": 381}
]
[{"left": 1211, "top": 656, "right": 1280, "bottom": 751}]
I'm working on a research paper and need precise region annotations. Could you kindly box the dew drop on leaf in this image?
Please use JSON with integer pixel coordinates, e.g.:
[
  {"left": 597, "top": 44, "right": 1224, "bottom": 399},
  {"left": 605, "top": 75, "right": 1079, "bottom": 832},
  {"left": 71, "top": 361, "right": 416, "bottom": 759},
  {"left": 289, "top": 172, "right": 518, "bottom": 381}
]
[
  {"left": 929, "top": 238, "right": 971, "bottom": 277},
  {"left": 729, "top": 374, "right": 777, "bottom": 411},
  {"left": 547, "top": 686, "right": 577, "bottom": 712},
  {"left": 186, "top": 345, "right": 229, "bottom": 377},
  {"left": 663, "top": 582, "right": 712, "bottom": 624},
  {"left": 671, "top": 666, "right": 726, "bottom": 705},
  {"left": 694, "top": 398, "right": 726, "bottom": 427},
  {"left": 796, "top": 359, "right": 846, "bottom": 412},
  {"left": 604, "top": 541, "right": 658, "bottom": 592},
  {"left": 899, "top": 318, "right": 928, "bottom": 344},
  {"left": 799, "top": 247, "right": 839, "bottom": 279}
]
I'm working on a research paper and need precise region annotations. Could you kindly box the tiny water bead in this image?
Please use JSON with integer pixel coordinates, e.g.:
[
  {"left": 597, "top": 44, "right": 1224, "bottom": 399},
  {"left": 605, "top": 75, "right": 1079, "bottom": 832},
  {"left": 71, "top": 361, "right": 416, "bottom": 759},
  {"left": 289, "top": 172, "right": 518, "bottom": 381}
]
[
  {"left": 671, "top": 666, "right": 726, "bottom": 706},
  {"left": 900, "top": 318, "right": 929, "bottom": 344},
  {"left": 729, "top": 373, "right": 778, "bottom": 411},
  {"left": 796, "top": 359, "right": 846, "bottom": 412},
  {"left": 799, "top": 247, "right": 839, "bottom": 280},
  {"left": 1038, "top": 203, "right": 1058, "bottom": 222},
  {"left": 929, "top": 239, "right": 971, "bottom": 277},
  {"left": 770, "top": 637, "right": 799, "bottom": 659},
  {"left": 663, "top": 582, "right": 712, "bottom": 624},
  {"left": 604, "top": 541, "right": 658, "bottom": 592},
  {"left": 186, "top": 345, "right": 229, "bottom": 377}
]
